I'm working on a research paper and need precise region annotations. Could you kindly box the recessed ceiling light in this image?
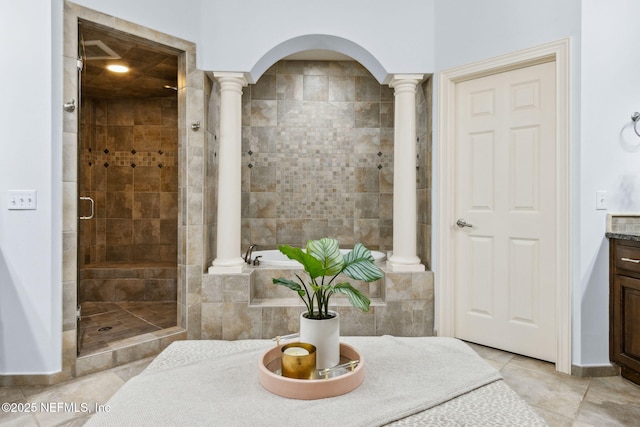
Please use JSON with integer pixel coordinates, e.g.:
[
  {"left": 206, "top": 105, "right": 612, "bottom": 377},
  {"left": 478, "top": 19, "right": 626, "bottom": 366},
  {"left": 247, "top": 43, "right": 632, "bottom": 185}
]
[{"left": 107, "top": 64, "right": 129, "bottom": 73}]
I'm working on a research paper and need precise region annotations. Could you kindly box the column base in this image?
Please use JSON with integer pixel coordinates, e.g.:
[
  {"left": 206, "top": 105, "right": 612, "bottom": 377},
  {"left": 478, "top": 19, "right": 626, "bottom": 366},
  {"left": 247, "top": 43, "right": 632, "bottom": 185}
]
[
  {"left": 209, "top": 257, "right": 246, "bottom": 274},
  {"left": 386, "top": 255, "right": 426, "bottom": 272}
]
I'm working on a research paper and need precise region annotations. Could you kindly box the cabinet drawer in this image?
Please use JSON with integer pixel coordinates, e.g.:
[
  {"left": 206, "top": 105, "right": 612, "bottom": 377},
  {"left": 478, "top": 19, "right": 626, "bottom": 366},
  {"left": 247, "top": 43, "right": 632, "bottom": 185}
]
[{"left": 615, "top": 245, "right": 640, "bottom": 274}]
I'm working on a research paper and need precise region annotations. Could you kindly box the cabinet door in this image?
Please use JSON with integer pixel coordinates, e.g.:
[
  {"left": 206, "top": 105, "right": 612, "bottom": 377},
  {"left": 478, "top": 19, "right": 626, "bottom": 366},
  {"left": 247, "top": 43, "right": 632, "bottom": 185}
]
[{"left": 613, "top": 275, "right": 640, "bottom": 371}]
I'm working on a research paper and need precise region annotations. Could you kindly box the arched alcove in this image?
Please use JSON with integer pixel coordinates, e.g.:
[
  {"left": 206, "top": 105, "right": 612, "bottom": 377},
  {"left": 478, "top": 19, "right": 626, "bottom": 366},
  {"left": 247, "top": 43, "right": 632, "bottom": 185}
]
[
  {"left": 205, "top": 35, "right": 433, "bottom": 344},
  {"left": 241, "top": 57, "right": 396, "bottom": 252},
  {"left": 248, "top": 34, "right": 389, "bottom": 84}
]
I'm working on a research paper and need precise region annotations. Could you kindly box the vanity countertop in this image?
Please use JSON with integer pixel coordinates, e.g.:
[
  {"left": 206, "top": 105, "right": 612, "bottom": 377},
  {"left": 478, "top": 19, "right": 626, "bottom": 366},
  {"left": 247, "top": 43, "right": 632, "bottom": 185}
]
[{"left": 606, "top": 232, "right": 640, "bottom": 242}]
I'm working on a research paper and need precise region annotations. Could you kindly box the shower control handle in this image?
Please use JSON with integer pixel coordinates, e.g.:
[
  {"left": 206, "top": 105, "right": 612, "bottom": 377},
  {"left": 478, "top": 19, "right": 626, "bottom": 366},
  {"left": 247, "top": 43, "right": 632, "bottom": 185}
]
[
  {"left": 79, "top": 196, "right": 94, "bottom": 220},
  {"left": 456, "top": 218, "right": 473, "bottom": 228}
]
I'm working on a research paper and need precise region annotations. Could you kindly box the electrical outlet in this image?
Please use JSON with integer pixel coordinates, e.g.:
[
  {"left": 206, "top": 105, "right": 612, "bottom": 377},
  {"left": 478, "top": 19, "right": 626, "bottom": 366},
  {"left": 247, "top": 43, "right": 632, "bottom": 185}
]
[
  {"left": 596, "top": 190, "right": 607, "bottom": 210},
  {"left": 8, "top": 190, "right": 37, "bottom": 210}
]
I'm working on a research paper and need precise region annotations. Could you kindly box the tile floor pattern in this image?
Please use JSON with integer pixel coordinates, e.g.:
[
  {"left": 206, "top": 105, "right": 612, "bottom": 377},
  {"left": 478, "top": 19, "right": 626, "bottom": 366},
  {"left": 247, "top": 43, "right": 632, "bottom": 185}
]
[
  {"left": 1, "top": 341, "right": 639, "bottom": 426},
  {"left": 78, "top": 302, "right": 177, "bottom": 356}
]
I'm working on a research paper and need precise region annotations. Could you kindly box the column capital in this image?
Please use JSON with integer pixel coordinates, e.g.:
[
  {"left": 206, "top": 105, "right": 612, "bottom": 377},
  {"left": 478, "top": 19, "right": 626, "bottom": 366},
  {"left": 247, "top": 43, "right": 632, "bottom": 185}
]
[
  {"left": 213, "top": 72, "right": 248, "bottom": 88},
  {"left": 389, "top": 74, "right": 424, "bottom": 89}
]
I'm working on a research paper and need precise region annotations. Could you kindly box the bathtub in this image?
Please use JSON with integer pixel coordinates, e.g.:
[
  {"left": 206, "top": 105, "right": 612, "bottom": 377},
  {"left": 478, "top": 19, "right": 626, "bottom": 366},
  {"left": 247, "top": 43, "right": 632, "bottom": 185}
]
[{"left": 248, "top": 248, "right": 386, "bottom": 267}]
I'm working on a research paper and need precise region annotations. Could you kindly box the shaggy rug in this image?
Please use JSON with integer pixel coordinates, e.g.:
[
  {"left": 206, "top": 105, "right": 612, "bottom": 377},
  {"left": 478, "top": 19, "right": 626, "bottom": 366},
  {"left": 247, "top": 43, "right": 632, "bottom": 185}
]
[{"left": 86, "top": 336, "right": 544, "bottom": 427}]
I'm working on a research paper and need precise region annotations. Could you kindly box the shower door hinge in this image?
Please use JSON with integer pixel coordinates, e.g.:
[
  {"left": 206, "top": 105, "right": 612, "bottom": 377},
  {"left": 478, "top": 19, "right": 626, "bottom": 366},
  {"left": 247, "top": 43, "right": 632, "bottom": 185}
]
[
  {"left": 77, "top": 57, "right": 83, "bottom": 72},
  {"left": 76, "top": 305, "right": 82, "bottom": 321}
]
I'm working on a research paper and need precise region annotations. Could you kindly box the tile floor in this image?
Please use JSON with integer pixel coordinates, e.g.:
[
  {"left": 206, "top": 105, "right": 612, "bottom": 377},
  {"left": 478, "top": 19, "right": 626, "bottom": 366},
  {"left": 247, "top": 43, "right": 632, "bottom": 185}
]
[
  {"left": 78, "top": 302, "right": 177, "bottom": 356},
  {"left": 1, "top": 341, "right": 639, "bottom": 426},
  {"left": 466, "top": 342, "right": 640, "bottom": 426}
]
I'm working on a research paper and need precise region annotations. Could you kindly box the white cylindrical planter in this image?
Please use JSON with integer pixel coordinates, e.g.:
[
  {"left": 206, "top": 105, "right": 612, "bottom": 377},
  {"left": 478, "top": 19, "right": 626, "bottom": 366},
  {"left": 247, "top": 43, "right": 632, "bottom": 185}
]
[{"left": 299, "top": 311, "right": 340, "bottom": 369}]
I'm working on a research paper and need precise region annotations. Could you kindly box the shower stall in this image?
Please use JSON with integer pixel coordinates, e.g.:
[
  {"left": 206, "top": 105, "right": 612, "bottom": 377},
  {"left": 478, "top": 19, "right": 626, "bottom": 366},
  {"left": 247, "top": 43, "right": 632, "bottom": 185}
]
[{"left": 76, "top": 21, "right": 179, "bottom": 357}]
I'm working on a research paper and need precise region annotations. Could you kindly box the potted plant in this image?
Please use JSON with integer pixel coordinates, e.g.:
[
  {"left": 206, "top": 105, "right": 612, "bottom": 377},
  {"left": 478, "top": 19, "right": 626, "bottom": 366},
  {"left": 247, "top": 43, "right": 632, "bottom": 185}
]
[{"left": 272, "top": 238, "right": 384, "bottom": 368}]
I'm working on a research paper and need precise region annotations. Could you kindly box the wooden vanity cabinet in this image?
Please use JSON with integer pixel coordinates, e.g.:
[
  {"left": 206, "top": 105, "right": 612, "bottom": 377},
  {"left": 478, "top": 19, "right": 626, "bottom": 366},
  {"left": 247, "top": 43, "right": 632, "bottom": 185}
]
[{"left": 610, "top": 238, "right": 640, "bottom": 385}]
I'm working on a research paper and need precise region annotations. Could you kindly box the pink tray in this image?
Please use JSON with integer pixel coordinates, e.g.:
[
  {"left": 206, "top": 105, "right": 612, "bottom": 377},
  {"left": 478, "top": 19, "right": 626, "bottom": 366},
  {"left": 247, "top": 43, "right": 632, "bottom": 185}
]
[{"left": 258, "top": 342, "right": 365, "bottom": 400}]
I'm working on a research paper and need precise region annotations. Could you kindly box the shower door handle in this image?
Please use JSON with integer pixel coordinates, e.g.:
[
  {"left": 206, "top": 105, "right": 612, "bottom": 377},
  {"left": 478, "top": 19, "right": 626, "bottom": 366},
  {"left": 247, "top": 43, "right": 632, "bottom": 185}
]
[{"left": 79, "top": 196, "right": 94, "bottom": 220}]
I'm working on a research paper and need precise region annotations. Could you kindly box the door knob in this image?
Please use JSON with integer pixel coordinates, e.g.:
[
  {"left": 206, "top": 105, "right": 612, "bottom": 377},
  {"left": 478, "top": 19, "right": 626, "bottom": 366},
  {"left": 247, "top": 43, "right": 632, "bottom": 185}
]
[{"left": 456, "top": 218, "right": 473, "bottom": 228}]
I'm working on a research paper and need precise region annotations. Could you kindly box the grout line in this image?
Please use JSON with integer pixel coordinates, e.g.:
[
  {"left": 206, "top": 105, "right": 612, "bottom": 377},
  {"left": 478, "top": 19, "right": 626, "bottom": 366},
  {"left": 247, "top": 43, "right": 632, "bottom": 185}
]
[
  {"left": 78, "top": 302, "right": 176, "bottom": 356},
  {"left": 573, "top": 378, "right": 593, "bottom": 423},
  {"left": 118, "top": 303, "right": 174, "bottom": 330}
]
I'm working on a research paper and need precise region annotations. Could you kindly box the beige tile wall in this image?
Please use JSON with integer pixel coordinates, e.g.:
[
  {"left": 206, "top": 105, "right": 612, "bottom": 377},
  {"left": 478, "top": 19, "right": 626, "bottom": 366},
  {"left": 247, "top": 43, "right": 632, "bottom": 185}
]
[
  {"left": 79, "top": 265, "right": 177, "bottom": 302},
  {"left": 79, "top": 97, "right": 178, "bottom": 265},
  {"left": 416, "top": 77, "right": 433, "bottom": 269},
  {"left": 201, "top": 268, "right": 434, "bottom": 340},
  {"left": 241, "top": 60, "right": 396, "bottom": 252},
  {"left": 240, "top": 61, "right": 432, "bottom": 268},
  {"left": 204, "top": 76, "right": 219, "bottom": 269}
]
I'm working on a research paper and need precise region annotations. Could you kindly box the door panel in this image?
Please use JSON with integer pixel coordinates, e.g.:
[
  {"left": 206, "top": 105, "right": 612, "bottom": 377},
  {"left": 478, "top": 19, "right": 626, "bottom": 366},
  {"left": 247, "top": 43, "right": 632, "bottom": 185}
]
[
  {"left": 510, "top": 126, "right": 539, "bottom": 210},
  {"left": 454, "top": 61, "right": 557, "bottom": 362},
  {"left": 508, "top": 237, "right": 538, "bottom": 324},
  {"left": 469, "top": 235, "right": 494, "bottom": 317},
  {"left": 470, "top": 131, "right": 495, "bottom": 210}
]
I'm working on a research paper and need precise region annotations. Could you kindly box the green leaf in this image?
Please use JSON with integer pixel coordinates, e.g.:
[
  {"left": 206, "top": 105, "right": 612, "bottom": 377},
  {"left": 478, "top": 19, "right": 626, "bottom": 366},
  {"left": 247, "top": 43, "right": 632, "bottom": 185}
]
[
  {"left": 278, "top": 244, "right": 325, "bottom": 279},
  {"left": 342, "top": 243, "right": 384, "bottom": 282},
  {"left": 272, "top": 277, "right": 306, "bottom": 298},
  {"left": 333, "top": 282, "right": 371, "bottom": 312},
  {"left": 307, "top": 238, "right": 344, "bottom": 276}
]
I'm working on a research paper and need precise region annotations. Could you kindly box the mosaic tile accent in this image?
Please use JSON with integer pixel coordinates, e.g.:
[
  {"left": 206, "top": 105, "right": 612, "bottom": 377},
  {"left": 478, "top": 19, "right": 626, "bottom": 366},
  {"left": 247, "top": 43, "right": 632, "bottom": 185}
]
[
  {"left": 82, "top": 150, "right": 177, "bottom": 168},
  {"left": 242, "top": 60, "right": 400, "bottom": 251},
  {"left": 240, "top": 61, "right": 431, "bottom": 263}
]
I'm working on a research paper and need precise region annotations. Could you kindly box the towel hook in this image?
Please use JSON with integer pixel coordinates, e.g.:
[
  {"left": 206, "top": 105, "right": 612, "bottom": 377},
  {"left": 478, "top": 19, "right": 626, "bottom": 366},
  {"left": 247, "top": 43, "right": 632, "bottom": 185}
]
[{"left": 632, "top": 112, "right": 640, "bottom": 137}]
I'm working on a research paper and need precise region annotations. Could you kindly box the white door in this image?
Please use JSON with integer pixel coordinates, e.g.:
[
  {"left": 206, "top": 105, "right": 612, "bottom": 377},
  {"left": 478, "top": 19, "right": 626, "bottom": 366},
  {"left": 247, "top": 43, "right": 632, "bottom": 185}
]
[{"left": 453, "top": 61, "right": 557, "bottom": 362}]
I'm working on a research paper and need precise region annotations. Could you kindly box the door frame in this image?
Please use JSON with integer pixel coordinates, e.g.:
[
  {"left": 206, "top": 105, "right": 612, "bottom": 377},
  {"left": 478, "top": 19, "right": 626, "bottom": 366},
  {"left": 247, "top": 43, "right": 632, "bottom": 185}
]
[{"left": 436, "top": 39, "right": 571, "bottom": 373}]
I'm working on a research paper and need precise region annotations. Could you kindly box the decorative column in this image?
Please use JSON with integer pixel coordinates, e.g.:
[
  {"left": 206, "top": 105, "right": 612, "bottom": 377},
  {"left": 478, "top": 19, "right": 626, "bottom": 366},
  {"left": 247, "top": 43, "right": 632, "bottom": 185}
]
[
  {"left": 209, "top": 72, "right": 248, "bottom": 274},
  {"left": 387, "top": 74, "right": 425, "bottom": 272}
]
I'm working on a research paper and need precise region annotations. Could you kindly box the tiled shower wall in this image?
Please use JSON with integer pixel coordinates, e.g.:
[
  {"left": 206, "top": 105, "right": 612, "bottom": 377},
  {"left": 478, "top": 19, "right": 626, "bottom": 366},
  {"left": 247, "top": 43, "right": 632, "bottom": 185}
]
[
  {"left": 416, "top": 78, "right": 432, "bottom": 269},
  {"left": 240, "top": 60, "right": 396, "bottom": 252},
  {"left": 205, "top": 76, "right": 220, "bottom": 266},
  {"left": 239, "top": 60, "right": 432, "bottom": 267},
  {"left": 79, "top": 96, "right": 179, "bottom": 265}
]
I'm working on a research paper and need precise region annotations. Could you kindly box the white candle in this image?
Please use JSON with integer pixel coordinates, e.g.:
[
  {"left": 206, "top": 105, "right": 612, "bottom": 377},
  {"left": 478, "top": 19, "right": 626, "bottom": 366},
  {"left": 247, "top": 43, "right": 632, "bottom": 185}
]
[{"left": 283, "top": 346, "right": 310, "bottom": 356}]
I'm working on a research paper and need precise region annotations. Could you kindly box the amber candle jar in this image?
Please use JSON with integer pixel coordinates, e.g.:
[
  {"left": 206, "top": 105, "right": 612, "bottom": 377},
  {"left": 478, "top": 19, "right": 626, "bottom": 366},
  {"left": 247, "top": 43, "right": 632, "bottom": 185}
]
[{"left": 281, "top": 342, "right": 316, "bottom": 379}]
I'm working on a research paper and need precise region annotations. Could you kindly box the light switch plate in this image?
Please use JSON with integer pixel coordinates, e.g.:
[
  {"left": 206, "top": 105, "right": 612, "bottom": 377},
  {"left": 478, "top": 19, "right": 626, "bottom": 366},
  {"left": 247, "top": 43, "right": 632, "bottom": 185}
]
[{"left": 8, "top": 190, "right": 37, "bottom": 210}]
